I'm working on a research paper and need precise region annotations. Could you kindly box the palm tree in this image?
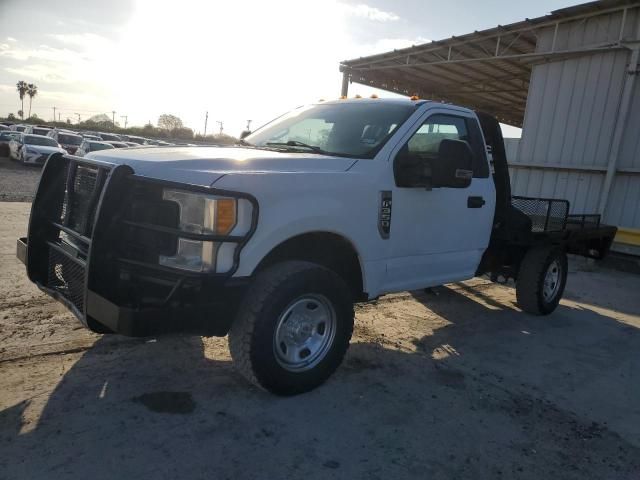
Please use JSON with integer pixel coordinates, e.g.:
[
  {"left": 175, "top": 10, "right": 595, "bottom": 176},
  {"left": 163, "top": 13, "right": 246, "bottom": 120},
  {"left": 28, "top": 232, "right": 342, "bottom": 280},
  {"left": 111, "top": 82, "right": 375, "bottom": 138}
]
[
  {"left": 16, "top": 81, "right": 28, "bottom": 119},
  {"left": 27, "top": 83, "right": 38, "bottom": 119}
]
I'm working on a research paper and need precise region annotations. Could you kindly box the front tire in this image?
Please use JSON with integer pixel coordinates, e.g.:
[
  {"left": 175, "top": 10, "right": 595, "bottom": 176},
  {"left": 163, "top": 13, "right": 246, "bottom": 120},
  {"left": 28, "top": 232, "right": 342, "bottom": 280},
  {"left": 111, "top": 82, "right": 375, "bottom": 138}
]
[
  {"left": 229, "top": 261, "right": 354, "bottom": 396},
  {"left": 516, "top": 246, "right": 567, "bottom": 315}
]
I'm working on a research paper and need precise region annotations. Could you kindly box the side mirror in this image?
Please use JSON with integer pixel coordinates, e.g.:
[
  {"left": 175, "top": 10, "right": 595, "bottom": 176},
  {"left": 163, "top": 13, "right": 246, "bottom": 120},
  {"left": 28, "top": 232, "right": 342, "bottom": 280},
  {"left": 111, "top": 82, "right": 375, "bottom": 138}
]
[
  {"left": 394, "top": 146, "right": 432, "bottom": 188},
  {"left": 239, "top": 130, "right": 251, "bottom": 140},
  {"left": 394, "top": 139, "right": 474, "bottom": 189},
  {"left": 432, "top": 139, "right": 474, "bottom": 188}
]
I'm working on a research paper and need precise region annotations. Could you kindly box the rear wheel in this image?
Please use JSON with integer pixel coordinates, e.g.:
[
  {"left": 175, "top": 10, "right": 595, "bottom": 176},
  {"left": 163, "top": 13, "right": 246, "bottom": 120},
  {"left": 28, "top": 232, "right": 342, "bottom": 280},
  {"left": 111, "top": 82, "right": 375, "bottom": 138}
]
[
  {"left": 228, "top": 261, "right": 354, "bottom": 396},
  {"left": 516, "top": 246, "right": 567, "bottom": 315}
]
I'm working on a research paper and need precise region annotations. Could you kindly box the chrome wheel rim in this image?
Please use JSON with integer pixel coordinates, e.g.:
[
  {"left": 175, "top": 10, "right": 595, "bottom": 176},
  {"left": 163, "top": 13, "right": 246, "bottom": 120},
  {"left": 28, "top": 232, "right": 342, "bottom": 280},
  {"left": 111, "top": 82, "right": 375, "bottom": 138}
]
[
  {"left": 273, "top": 294, "right": 336, "bottom": 372},
  {"left": 542, "top": 259, "right": 562, "bottom": 302}
]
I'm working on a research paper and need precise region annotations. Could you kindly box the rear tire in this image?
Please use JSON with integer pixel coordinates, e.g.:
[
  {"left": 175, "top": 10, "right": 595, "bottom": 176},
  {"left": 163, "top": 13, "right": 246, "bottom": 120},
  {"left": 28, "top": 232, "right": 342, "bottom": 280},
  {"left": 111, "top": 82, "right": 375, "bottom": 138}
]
[
  {"left": 228, "top": 261, "right": 354, "bottom": 396},
  {"left": 516, "top": 246, "right": 567, "bottom": 315}
]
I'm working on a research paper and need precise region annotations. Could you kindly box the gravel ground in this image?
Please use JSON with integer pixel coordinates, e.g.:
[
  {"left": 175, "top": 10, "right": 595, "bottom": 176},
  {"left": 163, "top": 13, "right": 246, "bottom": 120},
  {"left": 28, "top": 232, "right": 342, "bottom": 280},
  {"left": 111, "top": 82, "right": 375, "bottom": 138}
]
[
  {"left": 1, "top": 202, "right": 639, "bottom": 479},
  {"left": 0, "top": 155, "right": 42, "bottom": 202}
]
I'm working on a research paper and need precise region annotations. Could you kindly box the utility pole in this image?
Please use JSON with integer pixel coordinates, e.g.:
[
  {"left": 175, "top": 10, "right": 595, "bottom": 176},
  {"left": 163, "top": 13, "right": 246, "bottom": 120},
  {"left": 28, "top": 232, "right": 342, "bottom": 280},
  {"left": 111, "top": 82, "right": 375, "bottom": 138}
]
[
  {"left": 52, "top": 106, "right": 57, "bottom": 123},
  {"left": 120, "top": 115, "right": 128, "bottom": 129},
  {"left": 246, "top": 119, "right": 252, "bottom": 131},
  {"left": 216, "top": 121, "right": 223, "bottom": 135},
  {"left": 204, "top": 111, "right": 208, "bottom": 137},
  {"left": 111, "top": 110, "right": 116, "bottom": 127},
  {"left": 74, "top": 113, "right": 81, "bottom": 123},
  {"left": 58, "top": 113, "right": 61, "bottom": 122}
]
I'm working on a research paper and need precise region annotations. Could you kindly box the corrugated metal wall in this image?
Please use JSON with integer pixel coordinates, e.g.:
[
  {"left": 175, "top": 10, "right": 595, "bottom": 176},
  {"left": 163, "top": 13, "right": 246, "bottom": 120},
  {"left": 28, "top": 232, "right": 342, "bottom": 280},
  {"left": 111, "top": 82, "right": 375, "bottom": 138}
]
[{"left": 510, "top": 7, "right": 640, "bottom": 229}]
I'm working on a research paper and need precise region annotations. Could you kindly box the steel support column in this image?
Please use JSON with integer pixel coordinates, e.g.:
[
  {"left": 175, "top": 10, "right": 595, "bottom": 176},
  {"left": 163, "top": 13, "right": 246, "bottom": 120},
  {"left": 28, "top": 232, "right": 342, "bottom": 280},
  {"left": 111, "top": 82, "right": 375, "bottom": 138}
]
[
  {"left": 598, "top": 42, "right": 640, "bottom": 215},
  {"left": 341, "top": 71, "right": 350, "bottom": 97}
]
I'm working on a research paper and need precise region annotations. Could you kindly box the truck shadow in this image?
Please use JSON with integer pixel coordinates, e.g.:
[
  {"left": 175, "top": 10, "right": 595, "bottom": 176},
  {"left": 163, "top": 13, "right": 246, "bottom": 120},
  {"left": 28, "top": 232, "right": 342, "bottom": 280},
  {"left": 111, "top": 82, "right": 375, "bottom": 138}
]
[{"left": 2, "top": 286, "right": 640, "bottom": 479}]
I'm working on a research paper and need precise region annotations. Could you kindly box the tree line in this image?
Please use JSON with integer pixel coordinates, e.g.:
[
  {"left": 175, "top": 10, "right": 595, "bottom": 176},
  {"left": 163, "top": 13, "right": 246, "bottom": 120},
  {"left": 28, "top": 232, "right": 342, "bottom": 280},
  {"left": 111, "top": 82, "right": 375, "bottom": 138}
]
[{"left": 4, "top": 84, "right": 237, "bottom": 144}]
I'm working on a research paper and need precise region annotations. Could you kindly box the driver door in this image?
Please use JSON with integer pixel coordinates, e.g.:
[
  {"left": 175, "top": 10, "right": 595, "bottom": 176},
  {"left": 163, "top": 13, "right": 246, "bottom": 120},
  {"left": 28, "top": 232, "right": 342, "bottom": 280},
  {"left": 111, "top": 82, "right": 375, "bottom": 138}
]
[{"left": 382, "top": 110, "right": 495, "bottom": 293}]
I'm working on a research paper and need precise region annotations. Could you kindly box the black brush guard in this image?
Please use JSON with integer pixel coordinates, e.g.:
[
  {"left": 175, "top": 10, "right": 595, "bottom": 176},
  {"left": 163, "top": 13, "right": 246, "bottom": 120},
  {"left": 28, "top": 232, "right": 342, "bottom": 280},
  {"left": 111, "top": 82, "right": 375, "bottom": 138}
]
[{"left": 18, "top": 153, "right": 257, "bottom": 336}]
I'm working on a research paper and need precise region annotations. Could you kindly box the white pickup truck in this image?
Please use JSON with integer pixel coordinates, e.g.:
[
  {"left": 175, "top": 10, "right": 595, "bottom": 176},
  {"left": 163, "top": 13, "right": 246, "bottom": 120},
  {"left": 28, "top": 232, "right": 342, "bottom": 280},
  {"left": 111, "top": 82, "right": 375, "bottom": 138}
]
[{"left": 17, "top": 98, "right": 616, "bottom": 395}]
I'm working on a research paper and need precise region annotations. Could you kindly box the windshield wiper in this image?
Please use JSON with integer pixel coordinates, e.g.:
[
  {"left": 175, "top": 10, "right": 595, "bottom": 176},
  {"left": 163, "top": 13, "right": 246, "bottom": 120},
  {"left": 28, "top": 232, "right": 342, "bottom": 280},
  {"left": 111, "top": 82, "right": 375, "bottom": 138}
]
[{"left": 265, "top": 140, "right": 326, "bottom": 154}]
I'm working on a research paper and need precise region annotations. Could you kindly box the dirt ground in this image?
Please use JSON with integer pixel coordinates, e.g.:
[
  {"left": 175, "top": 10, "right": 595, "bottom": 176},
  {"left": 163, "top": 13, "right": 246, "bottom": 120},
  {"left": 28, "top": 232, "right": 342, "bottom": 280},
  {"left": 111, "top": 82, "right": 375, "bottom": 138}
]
[
  {"left": 1, "top": 200, "right": 639, "bottom": 479},
  {"left": 0, "top": 155, "right": 41, "bottom": 202}
]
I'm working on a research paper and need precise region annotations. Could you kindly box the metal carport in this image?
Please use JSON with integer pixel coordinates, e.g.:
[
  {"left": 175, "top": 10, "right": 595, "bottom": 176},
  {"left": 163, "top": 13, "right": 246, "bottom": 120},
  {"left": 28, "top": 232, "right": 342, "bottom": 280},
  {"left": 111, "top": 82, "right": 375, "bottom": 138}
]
[{"left": 339, "top": 0, "right": 640, "bottom": 253}]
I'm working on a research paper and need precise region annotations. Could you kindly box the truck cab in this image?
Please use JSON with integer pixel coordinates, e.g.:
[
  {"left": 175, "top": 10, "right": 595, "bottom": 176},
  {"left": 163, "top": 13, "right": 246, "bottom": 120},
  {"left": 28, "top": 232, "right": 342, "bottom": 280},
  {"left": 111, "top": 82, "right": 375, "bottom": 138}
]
[{"left": 17, "top": 98, "right": 616, "bottom": 395}]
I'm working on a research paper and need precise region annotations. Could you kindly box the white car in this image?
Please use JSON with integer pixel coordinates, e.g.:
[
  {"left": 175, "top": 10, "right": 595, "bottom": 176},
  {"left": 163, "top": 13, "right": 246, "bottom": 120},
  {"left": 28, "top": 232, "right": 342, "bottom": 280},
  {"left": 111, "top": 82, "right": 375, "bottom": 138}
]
[
  {"left": 47, "top": 129, "right": 83, "bottom": 155},
  {"left": 9, "top": 133, "right": 66, "bottom": 165},
  {"left": 75, "top": 139, "right": 115, "bottom": 157},
  {"left": 16, "top": 98, "right": 617, "bottom": 395},
  {"left": 24, "top": 125, "right": 52, "bottom": 136}
]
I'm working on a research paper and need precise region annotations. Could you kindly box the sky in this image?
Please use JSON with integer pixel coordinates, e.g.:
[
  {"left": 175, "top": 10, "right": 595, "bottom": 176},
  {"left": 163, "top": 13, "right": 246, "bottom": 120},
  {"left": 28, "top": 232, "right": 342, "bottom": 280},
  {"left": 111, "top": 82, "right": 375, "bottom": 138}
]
[{"left": 0, "top": 0, "right": 575, "bottom": 138}]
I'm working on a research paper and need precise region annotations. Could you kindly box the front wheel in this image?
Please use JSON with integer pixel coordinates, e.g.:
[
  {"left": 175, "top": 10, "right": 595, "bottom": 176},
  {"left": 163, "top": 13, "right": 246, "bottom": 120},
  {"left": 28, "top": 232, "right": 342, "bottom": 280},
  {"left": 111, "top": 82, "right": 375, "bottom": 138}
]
[
  {"left": 516, "top": 246, "right": 568, "bottom": 315},
  {"left": 228, "top": 261, "right": 354, "bottom": 396}
]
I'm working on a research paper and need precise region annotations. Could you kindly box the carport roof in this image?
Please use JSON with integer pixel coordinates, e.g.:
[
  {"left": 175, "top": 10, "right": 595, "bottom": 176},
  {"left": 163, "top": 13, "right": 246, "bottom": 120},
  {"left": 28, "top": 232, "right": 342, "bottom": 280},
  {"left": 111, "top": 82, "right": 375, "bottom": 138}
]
[{"left": 339, "top": 0, "right": 639, "bottom": 127}]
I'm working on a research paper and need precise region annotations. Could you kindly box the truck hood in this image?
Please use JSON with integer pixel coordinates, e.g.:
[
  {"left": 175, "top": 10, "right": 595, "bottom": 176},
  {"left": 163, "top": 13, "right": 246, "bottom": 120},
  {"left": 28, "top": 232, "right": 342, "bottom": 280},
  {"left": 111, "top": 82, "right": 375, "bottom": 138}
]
[{"left": 86, "top": 146, "right": 358, "bottom": 186}]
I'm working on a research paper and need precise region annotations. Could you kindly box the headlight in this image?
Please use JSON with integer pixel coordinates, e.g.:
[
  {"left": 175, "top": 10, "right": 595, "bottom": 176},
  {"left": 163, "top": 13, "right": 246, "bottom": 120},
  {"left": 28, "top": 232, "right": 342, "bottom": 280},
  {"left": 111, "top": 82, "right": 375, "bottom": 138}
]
[{"left": 159, "top": 189, "right": 237, "bottom": 272}]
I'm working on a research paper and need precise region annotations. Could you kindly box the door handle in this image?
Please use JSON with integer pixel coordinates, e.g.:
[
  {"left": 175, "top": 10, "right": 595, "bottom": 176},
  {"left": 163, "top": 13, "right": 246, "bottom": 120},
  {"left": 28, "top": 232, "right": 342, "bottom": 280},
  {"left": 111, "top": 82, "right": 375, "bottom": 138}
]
[{"left": 467, "top": 196, "right": 486, "bottom": 208}]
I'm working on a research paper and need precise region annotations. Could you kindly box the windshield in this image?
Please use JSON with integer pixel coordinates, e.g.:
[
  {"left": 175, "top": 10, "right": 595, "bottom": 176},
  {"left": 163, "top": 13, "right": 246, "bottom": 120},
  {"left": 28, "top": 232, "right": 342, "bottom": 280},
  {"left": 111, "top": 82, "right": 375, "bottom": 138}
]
[
  {"left": 24, "top": 135, "right": 58, "bottom": 147},
  {"left": 245, "top": 102, "right": 418, "bottom": 159},
  {"left": 33, "top": 128, "right": 50, "bottom": 136},
  {"left": 59, "top": 133, "right": 82, "bottom": 145}
]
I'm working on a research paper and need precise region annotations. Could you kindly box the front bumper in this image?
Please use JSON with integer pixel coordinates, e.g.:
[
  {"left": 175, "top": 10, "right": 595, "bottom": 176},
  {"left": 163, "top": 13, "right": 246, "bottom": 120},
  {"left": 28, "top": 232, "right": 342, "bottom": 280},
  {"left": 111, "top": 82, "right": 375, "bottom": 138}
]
[
  {"left": 23, "top": 153, "right": 49, "bottom": 165},
  {"left": 19, "top": 154, "right": 257, "bottom": 337},
  {"left": 17, "top": 237, "right": 247, "bottom": 336}
]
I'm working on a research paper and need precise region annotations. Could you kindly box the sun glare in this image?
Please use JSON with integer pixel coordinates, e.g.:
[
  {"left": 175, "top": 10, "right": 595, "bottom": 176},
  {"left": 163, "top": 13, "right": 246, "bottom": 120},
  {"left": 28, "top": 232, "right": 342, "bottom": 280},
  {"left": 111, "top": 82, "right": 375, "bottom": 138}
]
[{"left": 108, "top": 0, "right": 362, "bottom": 134}]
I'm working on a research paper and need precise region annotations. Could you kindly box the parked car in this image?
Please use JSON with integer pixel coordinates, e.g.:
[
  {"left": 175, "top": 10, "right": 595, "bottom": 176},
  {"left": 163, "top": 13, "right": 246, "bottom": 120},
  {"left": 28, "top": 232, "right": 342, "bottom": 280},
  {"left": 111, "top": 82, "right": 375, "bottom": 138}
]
[
  {"left": 0, "top": 124, "right": 9, "bottom": 131},
  {"left": 9, "top": 124, "right": 27, "bottom": 132},
  {"left": 75, "top": 140, "right": 115, "bottom": 157},
  {"left": 0, "top": 131, "right": 20, "bottom": 156},
  {"left": 24, "top": 125, "right": 52, "bottom": 136},
  {"left": 82, "top": 134, "right": 102, "bottom": 141},
  {"left": 47, "top": 130, "right": 83, "bottom": 154},
  {"left": 104, "top": 141, "right": 130, "bottom": 149},
  {"left": 15, "top": 99, "right": 617, "bottom": 395},
  {"left": 97, "top": 132, "right": 122, "bottom": 141},
  {"left": 120, "top": 135, "right": 147, "bottom": 145},
  {"left": 9, "top": 133, "right": 65, "bottom": 165}
]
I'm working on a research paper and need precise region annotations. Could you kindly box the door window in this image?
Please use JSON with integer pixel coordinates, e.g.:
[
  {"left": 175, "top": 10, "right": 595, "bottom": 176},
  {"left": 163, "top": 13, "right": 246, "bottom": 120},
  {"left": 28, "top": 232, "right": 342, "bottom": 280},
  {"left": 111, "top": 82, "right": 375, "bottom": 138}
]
[
  {"left": 408, "top": 115, "right": 467, "bottom": 159},
  {"left": 401, "top": 114, "right": 489, "bottom": 178}
]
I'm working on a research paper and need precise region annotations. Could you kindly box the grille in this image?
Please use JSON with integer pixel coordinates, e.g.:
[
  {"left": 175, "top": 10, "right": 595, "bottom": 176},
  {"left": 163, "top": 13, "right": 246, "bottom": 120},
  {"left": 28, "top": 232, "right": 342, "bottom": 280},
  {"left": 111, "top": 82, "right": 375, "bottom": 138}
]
[
  {"left": 46, "top": 247, "right": 86, "bottom": 313},
  {"left": 60, "top": 164, "right": 103, "bottom": 237},
  {"left": 512, "top": 196, "right": 569, "bottom": 232}
]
